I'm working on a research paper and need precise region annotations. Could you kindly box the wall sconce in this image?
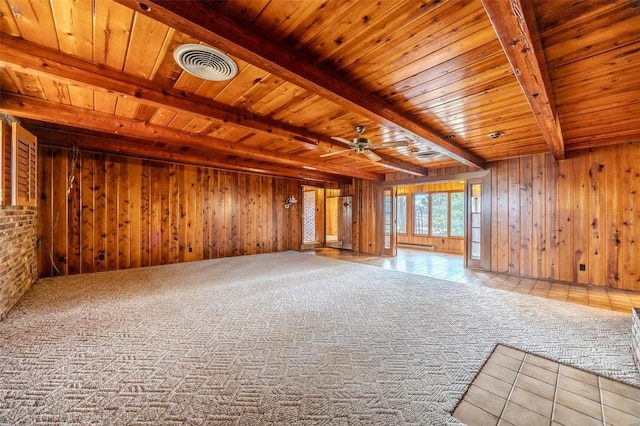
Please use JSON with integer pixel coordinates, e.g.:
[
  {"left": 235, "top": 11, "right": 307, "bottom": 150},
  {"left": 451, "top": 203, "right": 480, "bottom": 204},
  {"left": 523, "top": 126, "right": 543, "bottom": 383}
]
[{"left": 285, "top": 195, "right": 298, "bottom": 209}]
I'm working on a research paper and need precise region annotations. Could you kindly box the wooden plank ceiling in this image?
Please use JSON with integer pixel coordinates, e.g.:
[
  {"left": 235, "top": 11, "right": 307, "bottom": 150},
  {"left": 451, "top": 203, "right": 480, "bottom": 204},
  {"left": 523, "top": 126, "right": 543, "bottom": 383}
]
[{"left": 0, "top": 0, "right": 638, "bottom": 182}]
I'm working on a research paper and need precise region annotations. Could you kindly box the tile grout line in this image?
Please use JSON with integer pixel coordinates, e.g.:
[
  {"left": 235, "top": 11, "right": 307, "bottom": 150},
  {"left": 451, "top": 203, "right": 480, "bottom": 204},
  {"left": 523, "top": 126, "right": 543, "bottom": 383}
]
[
  {"left": 496, "top": 352, "right": 526, "bottom": 425},
  {"left": 550, "top": 362, "right": 561, "bottom": 425},
  {"left": 598, "top": 375, "right": 606, "bottom": 424}
]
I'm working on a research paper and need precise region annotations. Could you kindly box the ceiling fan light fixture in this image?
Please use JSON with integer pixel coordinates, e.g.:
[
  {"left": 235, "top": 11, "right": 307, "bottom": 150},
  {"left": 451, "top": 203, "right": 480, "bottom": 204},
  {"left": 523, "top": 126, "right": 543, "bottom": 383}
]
[
  {"left": 174, "top": 44, "right": 238, "bottom": 81},
  {"left": 487, "top": 131, "right": 505, "bottom": 139}
]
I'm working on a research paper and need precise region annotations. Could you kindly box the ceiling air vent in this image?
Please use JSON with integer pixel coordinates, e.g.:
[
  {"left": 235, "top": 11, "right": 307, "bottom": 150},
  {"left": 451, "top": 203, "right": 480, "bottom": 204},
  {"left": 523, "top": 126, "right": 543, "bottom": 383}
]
[{"left": 173, "top": 44, "right": 238, "bottom": 81}]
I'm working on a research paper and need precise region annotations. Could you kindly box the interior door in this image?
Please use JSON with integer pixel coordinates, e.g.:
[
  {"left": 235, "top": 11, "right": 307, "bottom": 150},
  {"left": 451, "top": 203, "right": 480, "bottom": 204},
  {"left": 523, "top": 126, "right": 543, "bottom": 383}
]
[
  {"left": 325, "top": 196, "right": 352, "bottom": 250},
  {"left": 465, "top": 174, "right": 491, "bottom": 270},
  {"left": 381, "top": 187, "right": 396, "bottom": 256}
]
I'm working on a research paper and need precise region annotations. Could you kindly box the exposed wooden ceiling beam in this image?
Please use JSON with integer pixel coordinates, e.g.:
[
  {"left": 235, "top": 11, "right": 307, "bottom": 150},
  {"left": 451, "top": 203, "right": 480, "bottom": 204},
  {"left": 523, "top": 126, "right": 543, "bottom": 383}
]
[
  {"left": 113, "top": 0, "right": 486, "bottom": 169},
  {"left": 0, "top": 35, "right": 427, "bottom": 177},
  {"left": 482, "top": 0, "right": 565, "bottom": 160},
  {"left": 24, "top": 123, "right": 352, "bottom": 184},
  {"left": 0, "top": 92, "right": 381, "bottom": 181}
]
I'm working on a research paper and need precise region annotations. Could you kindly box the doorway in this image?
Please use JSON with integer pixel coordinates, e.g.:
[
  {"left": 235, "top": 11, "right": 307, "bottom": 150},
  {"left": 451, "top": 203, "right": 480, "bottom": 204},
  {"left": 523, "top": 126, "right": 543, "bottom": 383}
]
[
  {"left": 302, "top": 186, "right": 325, "bottom": 249},
  {"left": 325, "top": 196, "right": 353, "bottom": 250},
  {"left": 382, "top": 171, "right": 491, "bottom": 271}
]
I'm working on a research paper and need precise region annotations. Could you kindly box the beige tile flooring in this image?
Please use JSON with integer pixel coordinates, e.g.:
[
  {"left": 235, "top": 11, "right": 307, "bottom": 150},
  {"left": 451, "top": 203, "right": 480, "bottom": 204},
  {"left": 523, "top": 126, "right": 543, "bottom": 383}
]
[
  {"left": 453, "top": 344, "right": 640, "bottom": 426},
  {"left": 306, "top": 246, "right": 640, "bottom": 313}
]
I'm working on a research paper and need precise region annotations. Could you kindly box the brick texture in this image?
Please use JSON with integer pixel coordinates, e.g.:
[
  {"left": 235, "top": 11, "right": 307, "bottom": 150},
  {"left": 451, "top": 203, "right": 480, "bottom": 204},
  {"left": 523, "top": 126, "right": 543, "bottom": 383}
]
[{"left": 0, "top": 205, "right": 37, "bottom": 320}]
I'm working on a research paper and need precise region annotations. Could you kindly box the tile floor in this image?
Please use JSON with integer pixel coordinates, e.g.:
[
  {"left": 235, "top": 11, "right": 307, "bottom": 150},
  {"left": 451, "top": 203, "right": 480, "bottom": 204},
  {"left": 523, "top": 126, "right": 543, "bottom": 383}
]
[
  {"left": 306, "top": 246, "right": 640, "bottom": 313},
  {"left": 453, "top": 344, "right": 640, "bottom": 426}
]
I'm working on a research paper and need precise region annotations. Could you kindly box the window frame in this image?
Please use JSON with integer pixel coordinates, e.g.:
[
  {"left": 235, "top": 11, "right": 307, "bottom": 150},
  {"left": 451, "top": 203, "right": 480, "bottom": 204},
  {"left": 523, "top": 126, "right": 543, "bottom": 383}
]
[
  {"left": 396, "top": 194, "right": 407, "bottom": 235},
  {"left": 410, "top": 190, "right": 463, "bottom": 239}
]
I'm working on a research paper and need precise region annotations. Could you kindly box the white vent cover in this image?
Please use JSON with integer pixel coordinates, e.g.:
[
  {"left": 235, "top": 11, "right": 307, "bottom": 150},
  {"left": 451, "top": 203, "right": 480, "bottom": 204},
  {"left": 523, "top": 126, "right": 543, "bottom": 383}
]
[{"left": 173, "top": 44, "right": 238, "bottom": 81}]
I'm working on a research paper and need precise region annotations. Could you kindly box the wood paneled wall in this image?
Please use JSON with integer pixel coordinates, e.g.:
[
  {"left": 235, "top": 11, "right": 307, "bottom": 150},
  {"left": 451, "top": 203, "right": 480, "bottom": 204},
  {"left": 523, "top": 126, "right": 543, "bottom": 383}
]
[
  {"left": 38, "top": 146, "right": 302, "bottom": 277},
  {"left": 489, "top": 142, "right": 640, "bottom": 290},
  {"left": 396, "top": 181, "right": 464, "bottom": 253}
]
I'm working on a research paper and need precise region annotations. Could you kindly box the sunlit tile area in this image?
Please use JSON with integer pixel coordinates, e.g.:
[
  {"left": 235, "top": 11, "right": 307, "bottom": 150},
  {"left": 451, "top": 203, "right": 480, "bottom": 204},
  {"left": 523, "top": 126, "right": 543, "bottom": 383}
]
[
  {"left": 306, "top": 247, "right": 640, "bottom": 313},
  {"left": 453, "top": 345, "right": 640, "bottom": 426}
]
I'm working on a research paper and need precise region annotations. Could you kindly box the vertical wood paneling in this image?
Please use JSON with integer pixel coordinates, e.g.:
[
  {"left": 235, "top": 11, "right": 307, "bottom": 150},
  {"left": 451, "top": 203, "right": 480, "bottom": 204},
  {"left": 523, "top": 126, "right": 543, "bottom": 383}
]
[
  {"left": 573, "top": 154, "right": 589, "bottom": 284},
  {"left": 105, "top": 159, "right": 118, "bottom": 271},
  {"left": 508, "top": 158, "right": 520, "bottom": 275},
  {"left": 544, "top": 154, "right": 558, "bottom": 280},
  {"left": 605, "top": 147, "right": 622, "bottom": 287},
  {"left": 519, "top": 157, "right": 533, "bottom": 277},
  {"left": 556, "top": 157, "right": 574, "bottom": 282},
  {"left": 488, "top": 142, "right": 640, "bottom": 290},
  {"left": 531, "top": 155, "right": 545, "bottom": 278},
  {"left": 139, "top": 160, "right": 151, "bottom": 267},
  {"left": 495, "top": 160, "right": 509, "bottom": 272},
  {"left": 149, "top": 163, "right": 161, "bottom": 266},
  {"left": 118, "top": 160, "right": 130, "bottom": 270},
  {"left": 93, "top": 153, "right": 107, "bottom": 272},
  {"left": 51, "top": 149, "right": 68, "bottom": 275},
  {"left": 129, "top": 159, "right": 142, "bottom": 269},
  {"left": 38, "top": 146, "right": 304, "bottom": 277},
  {"left": 67, "top": 150, "right": 82, "bottom": 275},
  {"left": 621, "top": 143, "right": 639, "bottom": 288},
  {"left": 80, "top": 153, "right": 94, "bottom": 273},
  {"left": 588, "top": 150, "right": 606, "bottom": 285},
  {"left": 37, "top": 149, "right": 53, "bottom": 277}
]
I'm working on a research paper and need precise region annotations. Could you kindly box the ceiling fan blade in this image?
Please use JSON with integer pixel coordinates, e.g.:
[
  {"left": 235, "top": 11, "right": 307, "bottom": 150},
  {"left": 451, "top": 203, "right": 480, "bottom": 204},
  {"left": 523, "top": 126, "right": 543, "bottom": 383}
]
[
  {"left": 362, "top": 150, "right": 381, "bottom": 162},
  {"left": 320, "top": 148, "right": 353, "bottom": 158},
  {"left": 370, "top": 141, "right": 409, "bottom": 149},
  {"left": 331, "top": 136, "right": 353, "bottom": 145}
]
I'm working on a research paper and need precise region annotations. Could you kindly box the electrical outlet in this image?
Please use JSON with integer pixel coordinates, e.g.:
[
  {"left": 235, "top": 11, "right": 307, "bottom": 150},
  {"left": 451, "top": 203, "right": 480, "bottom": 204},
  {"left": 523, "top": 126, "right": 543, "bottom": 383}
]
[
  {"left": 188, "top": 245, "right": 193, "bottom": 253},
  {"left": 579, "top": 264, "right": 586, "bottom": 271},
  {"left": 98, "top": 252, "right": 105, "bottom": 261}
]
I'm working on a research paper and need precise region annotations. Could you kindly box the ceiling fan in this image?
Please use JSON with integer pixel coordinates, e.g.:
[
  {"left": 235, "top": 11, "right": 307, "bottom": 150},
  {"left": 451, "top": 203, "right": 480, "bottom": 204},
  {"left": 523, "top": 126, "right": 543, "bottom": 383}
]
[
  {"left": 320, "top": 126, "right": 408, "bottom": 162},
  {"left": 409, "top": 148, "right": 446, "bottom": 160}
]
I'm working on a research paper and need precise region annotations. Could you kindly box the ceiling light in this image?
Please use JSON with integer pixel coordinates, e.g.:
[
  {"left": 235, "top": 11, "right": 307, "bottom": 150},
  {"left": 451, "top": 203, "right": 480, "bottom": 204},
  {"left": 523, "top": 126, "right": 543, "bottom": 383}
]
[{"left": 487, "top": 131, "right": 505, "bottom": 139}]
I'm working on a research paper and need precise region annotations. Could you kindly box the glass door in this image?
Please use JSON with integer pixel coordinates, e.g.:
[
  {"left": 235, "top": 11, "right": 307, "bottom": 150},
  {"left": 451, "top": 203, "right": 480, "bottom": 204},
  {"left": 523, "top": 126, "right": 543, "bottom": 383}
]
[
  {"left": 381, "top": 187, "right": 396, "bottom": 256},
  {"left": 465, "top": 175, "right": 491, "bottom": 270}
]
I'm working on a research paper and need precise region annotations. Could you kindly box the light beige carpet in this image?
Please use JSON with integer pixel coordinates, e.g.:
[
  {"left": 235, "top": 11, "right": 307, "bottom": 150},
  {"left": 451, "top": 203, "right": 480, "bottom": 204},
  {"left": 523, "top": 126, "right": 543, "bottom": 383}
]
[{"left": 0, "top": 251, "right": 638, "bottom": 425}]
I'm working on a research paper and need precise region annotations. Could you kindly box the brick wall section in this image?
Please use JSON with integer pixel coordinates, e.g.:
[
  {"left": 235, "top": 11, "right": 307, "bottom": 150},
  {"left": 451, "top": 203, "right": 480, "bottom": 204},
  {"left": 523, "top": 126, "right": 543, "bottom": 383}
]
[{"left": 0, "top": 205, "right": 37, "bottom": 320}]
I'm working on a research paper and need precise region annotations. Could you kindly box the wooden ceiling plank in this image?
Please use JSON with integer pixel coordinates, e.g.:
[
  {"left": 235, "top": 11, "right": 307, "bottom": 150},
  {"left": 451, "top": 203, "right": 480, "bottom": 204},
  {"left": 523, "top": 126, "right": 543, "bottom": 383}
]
[
  {"left": 482, "top": 0, "right": 565, "bottom": 160},
  {"left": 123, "top": 11, "right": 171, "bottom": 78},
  {"left": 0, "top": 34, "right": 426, "bottom": 176},
  {"left": 93, "top": 0, "right": 135, "bottom": 68},
  {"left": 0, "top": 0, "right": 21, "bottom": 36},
  {"left": 38, "top": 75, "right": 72, "bottom": 106},
  {"left": 349, "top": 7, "right": 494, "bottom": 87},
  {"left": 50, "top": 0, "right": 94, "bottom": 61},
  {"left": 4, "top": 68, "right": 46, "bottom": 99},
  {"left": 93, "top": 91, "right": 118, "bottom": 115},
  {"left": 375, "top": 40, "right": 504, "bottom": 100},
  {"left": 0, "top": 91, "right": 380, "bottom": 181},
  {"left": 112, "top": 0, "right": 485, "bottom": 168},
  {"left": 0, "top": 68, "right": 19, "bottom": 93},
  {"left": 6, "top": 0, "right": 59, "bottom": 49}
]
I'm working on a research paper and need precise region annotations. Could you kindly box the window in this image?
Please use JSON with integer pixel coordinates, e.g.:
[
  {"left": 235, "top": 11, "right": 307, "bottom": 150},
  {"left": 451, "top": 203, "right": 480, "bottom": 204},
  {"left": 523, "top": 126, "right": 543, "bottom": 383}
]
[
  {"left": 411, "top": 190, "right": 464, "bottom": 238},
  {"left": 396, "top": 194, "right": 407, "bottom": 234},
  {"left": 413, "top": 194, "right": 429, "bottom": 235},
  {"left": 450, "top": 192, "right": 464, "bottom": 237},
  {"left": 0, "top": 121, "right": 37, "bottom": 207},
  {"left": 430, "top": 192, "right": 448, "bottom": 236}
]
